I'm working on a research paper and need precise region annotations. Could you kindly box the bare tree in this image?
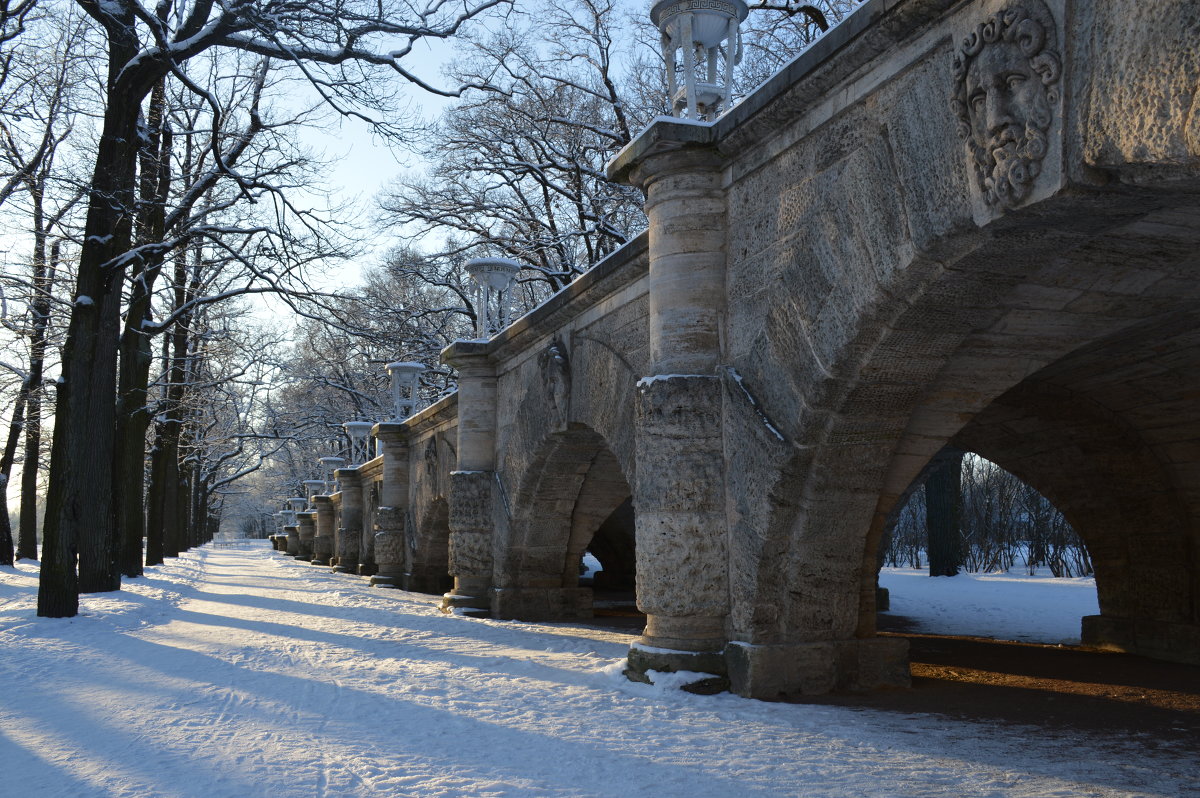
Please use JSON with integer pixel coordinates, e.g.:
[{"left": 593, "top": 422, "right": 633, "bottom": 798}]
[
  {"left": 37, "top": 0, "right": 509, "bottom": 616},
  {"left": 379, "top": 0, "right": 651, "bottom": 312},
  {"left": 0, "top": 10, "right": 89, "bottom": 564},
  {"left": 883, "top": 453, "right": 1091, "bottom": 577}
]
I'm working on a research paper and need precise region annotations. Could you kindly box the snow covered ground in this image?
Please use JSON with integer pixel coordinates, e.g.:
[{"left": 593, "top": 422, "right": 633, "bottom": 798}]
[
  {"left": 0, "top": 543, "right": 1193, "bottom": 798},
  {"left": 878, "top": 566, "right": 1100, "bottom": 643}
]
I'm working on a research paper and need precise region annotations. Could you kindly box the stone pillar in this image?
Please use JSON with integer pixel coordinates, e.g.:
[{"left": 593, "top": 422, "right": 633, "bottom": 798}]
[
  {"left": 441, "top": 343, "right": 497, "bottom": 611},
  {"left": 371, "top": 422, "right": 411, "bottom": 588},
  {"left": 357, "top": 479, "right": 377, "bottom": 576},
  {"left": 333, "top": 469, "right": 363, "bottom": 574},
  {"left": 623, "top": 145, "right": 731, "bottom": 677},
  {"left": 311, "top": 496, "right": 335, "bottom": 566},
  {"left": 296, "top": 511, "right": 316, "bottom": 561},
  {"left": 284, "top": 525, "right": 300, "bottom": 556}
]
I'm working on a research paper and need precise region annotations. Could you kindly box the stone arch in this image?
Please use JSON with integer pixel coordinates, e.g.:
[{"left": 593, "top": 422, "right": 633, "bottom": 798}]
[
  {"left": 946, "top": 324, "right": 1200, "bottom": 661},
  {"left": 492, "top": 423, "right": 634, "bottom": 621},
  {"left": 731, "top": 203, "right": 1200, "bottom": 680}
]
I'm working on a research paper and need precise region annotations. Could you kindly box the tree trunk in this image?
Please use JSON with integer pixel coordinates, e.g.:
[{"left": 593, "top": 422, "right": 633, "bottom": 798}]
[
  {"left": 144, "top": 326, "right": 173, "bottom": 566},
  {"left": 36, "top": 378, "right": 75, "bottom": 616},
  {"left": 17, "top": 200, "right": 59, "bottom": 563},
  {"left": 17, "top": 369, "right": 43, "bottom": 561},
  {"left": 41, "top": 22, "right": 156, "bottom": 611},
  {"left": 926, "top": 449, "right": 964, "bottom": 577},
  {"left": 145, "top": 422, "right": 167, "bottom": 567},
  {"left": 115, "top": 81, "right": 171, "bottom": 578},
  {"left": 163, "top": 450, "right": 183, "bottom": 558},
  {"left": 0, "top": 393, "right": 28, "bottom": 566}
]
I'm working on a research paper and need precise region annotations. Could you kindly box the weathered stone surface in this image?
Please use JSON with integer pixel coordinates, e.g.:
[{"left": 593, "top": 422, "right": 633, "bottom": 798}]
[
  {"left": 1077, "top": 0, "right": 1200, "bottom": 180},
  {"left": 626, "top": 644, "right": 726, "bottom": 681},
  {"left": 447, "top": 471, "right": 494, "bottom": 577},
  {"left": 634, "top": 376, "right": 728, "bottom": 623},
  {"left": 373, "top": 506, "right": 406, "bottom": 583},
  {"left": 284, "top": 526, "right": 299, "bottom": 556}
]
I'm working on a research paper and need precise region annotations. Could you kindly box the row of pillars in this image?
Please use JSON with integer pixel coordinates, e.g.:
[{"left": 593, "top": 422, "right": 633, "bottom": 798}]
[{"left": 269, "top": 421, "right": 449, "bottom": 594}]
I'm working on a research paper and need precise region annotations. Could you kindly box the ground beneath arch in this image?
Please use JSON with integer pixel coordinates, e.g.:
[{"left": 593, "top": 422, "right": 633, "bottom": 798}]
[{"left": 1, "top": 543, "right": 1196, "bottom": 798}]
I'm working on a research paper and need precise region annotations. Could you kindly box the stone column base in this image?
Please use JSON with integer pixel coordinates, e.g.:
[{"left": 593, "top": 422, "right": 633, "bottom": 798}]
[
  {"left": 331, "top": 563, "right": 357, "bottom": 574},
  {"left": 440, "top": 576, "right": 491, "bottom": 612},
  {"left": 1082, "top": 615, "right": 1200, "bottom": 665},
  {"left": 357, "top": 563, "right": 377, "bottom": 576},
  {"left": 626, "top": 643, "right": 727, "bottom": 680},
  {"left": 369, "top": 572, "right": 401, "bottom": 589},
  {"left": 624, "top": 614, "right": 729, "bottom": 682},
  {"left": 310, "top": 556, "right": 330, "bottom": 566},
  {"left": 491, "top": 587, "right": 593, "bottom": 621},
  {"left": 725, "top": 637, "right": 910, "bottom": 698},
  {"left": 402, "top": 569, "right": 453, "bottom": 595}
]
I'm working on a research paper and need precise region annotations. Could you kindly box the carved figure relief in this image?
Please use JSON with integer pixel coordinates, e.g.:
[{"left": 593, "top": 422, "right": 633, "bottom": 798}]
[
  {"left": 950, "top": 1, "right": 1061, "bottom": 208},
  {"left": 424, "top": 437, "right": 438, "bottom": 481},
  {"left": 539, "top": 339, "right": 572, "bottom": 429}
]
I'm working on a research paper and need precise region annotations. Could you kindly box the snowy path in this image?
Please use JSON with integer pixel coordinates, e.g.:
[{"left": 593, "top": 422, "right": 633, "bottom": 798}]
[{"left": 0, "top": 543, "right": 1195, "bottom": 798}]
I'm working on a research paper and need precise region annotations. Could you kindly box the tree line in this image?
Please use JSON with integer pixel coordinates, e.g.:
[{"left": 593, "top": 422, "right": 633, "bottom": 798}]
[{"left": 883, "top": 451, "right": 1094, "bottom": 578}]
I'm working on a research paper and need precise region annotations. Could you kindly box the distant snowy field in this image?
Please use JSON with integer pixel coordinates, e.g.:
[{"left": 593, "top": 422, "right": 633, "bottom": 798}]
[
  {"left": 0, "top": 543, "right": 1190, "bottom": 798},
  {"left": 878, "top": 566, "right": 1100, "bottom": 643}
]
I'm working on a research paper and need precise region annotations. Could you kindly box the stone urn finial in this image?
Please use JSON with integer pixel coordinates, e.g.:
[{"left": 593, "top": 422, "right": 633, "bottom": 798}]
[
  {"left": 343, "top": 420, "right": 376, "bottom": 466},
  {"left": 652, "top": 0, "right": 748, "bottom": 120},
  {"left": 465, "top": 257, "right": 521, "bottom": 339},
  {"left": 385, "top": 361, "right": 426, "bottom": 422},
  {"left": 302, "top": 479, "right": 326, "bottom": 508}
]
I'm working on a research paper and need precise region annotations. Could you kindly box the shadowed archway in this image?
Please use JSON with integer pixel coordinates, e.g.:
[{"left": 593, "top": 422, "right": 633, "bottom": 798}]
[{"left": 492, "top": 424, "right": 634, "bottom": 621}]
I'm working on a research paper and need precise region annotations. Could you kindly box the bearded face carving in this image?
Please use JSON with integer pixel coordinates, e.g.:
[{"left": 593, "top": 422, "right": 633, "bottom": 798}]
[{"left": 950, "top": 1, "right": 1062, "bottom": 208}]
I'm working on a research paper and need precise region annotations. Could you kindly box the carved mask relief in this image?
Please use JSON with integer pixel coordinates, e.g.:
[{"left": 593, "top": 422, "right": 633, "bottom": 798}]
[{"left": 951, "top": 1, "right": 1062, "bottom": 208}]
